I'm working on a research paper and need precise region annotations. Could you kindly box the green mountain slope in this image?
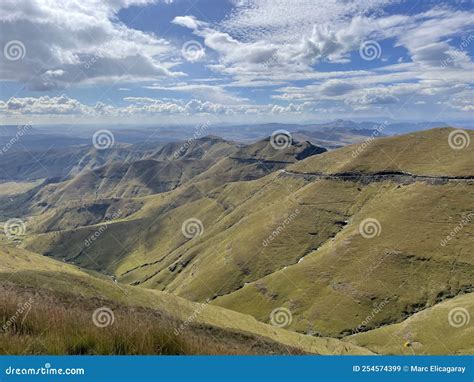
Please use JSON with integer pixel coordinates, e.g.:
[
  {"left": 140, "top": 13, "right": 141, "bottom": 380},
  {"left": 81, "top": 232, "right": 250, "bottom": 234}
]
[
  {"left": 346, "top": 292, "right": 474, "bottom": 355},
  {"left": 3, "top": 127, "right": 472, "bottom": 354},
  {"left": 0, "top": 245, "right": 370, "bottom": 355}
]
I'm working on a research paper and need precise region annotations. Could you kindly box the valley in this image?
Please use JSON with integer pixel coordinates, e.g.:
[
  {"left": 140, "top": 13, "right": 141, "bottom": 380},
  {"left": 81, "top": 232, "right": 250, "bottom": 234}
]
[{"left": 1, "top": 126, "right": 472, "bottom": 355}]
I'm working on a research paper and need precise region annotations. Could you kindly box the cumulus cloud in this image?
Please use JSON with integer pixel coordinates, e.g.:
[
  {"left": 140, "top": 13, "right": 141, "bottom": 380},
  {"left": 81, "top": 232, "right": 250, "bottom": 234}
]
[
  {"left": 0, "top": 0, "right": 182, "bottom": 90},
  {"left": 172, "top": 15, "right": 202, "bottom": 30},
  {"left": 320, "top": 81, "right": 357, "bottom": 96},
  {"left": 0, "top": 95, "right": 306, "bottom": 118},
  {"left": 2, "top": 95, "right": 92, "bottom": 114},
  {"left": 345, "top": 92, "right": 399, "bottom": 106},
  {"left": 1, "top": 0, "right": 473, "bottom": 123}
]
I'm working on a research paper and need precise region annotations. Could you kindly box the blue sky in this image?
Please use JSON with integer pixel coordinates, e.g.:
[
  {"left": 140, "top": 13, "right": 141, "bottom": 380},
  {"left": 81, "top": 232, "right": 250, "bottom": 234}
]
[{"left": 0, "top": 0, "right": 473, "bottom": 125}]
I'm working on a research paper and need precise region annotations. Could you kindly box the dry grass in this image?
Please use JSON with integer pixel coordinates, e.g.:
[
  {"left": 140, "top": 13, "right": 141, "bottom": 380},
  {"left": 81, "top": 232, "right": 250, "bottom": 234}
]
[{"left": 0, "top": 286, "right": 304, "bottom": 355}]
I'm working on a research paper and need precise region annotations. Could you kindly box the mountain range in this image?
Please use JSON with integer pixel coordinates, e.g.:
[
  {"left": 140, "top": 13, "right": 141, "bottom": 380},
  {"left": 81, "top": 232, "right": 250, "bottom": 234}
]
[{"left": 0, "top": 126, "right": 472, "bottom": 355}]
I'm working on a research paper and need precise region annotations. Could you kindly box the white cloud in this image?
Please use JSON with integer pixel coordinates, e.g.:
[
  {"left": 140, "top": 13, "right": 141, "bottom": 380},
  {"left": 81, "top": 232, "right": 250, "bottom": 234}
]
[
  {"left": 0, "top": 95, "right": 309, "bottom": 119},
  {"left": 0, "top": 0, "right": 182, "bottom": 90},
  {"left": 1, "top": 0, "right": 473, "bottom": 124},
  {"left": 172, "top": 15, "right": 201, "bottom": 30},
  {"left": 144, "top": 83, "right": 249, "bottom": 104}
]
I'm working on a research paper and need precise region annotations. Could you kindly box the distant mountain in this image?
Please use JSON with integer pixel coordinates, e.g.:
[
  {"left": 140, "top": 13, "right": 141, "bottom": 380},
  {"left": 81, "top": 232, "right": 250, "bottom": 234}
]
[
  {"left": 0, "top": 124, "right": 89, "bottom": 151},
  {"left": 204, "top": 120, "right": 451, "bottom": 147},
  {"left": 0, "top": 145, "right": 155, "bottom": 182},
  {"left": 1, "top": 135, "right": 325, "bottom": 220}
]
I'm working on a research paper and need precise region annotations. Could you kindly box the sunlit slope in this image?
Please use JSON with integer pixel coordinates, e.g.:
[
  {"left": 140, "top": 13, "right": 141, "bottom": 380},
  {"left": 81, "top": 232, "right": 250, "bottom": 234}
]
[
  {"left": 0, "top": 245, "right": 370, "bottom": 355},
  {"left": 291, "top": 128, "right": 473, "bottom": 177},
  {"left": 346, "top": 292, "right": 474, "bottom": 355},
  {"left": 188, "top": 138, "right": 326, "bottom": 192},
  {"left": 20, "top": 138, "right": 329, "bottom": 288},
  {"left": 23, "top": 174, "right": 357, "bottom": 301},
  {"left": 15, "top": 128, "right": 474, "bottom": 349},
  {"left": 149, "top": 135, "right": 238, "bottom": 161},
  {"left": 214, "top": 180, "right": 474, "bottom": 337}
]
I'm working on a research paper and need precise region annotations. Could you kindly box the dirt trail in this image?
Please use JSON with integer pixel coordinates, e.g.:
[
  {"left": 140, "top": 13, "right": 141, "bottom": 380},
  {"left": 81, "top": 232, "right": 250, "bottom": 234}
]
[{"left": 279, "top": 169, "right": 474, "bottom": 185}]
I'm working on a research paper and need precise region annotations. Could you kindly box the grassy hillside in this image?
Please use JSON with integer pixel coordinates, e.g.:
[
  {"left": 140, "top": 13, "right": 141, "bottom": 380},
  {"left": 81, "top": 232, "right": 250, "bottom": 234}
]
[
  {"left": 3, "top": 127, "right": 472, "bottom": 354},
  {"left": 0, "top": 245, "right": 370, "bottom": 355},
  {"left": 214, "top": 180, "right": 473, "bottom": 337},
  {"left": 291, "top": 128, "right": 473, "bottom": 177},
  {"left": 346, "top": 292, "right": 474, "bottom": 355}
]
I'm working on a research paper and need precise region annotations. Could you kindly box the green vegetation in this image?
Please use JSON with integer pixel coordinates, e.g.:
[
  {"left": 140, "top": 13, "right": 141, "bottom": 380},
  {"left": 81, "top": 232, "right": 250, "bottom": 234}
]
[
  {"left": 0, "top": 245, "right": 370, "bottom": 355},
  {"left": 347, "top": 292, "right": 474, "bottom": 355},
  {"left": 1, "top": 128, "right": 472, "bottom": 355}
]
